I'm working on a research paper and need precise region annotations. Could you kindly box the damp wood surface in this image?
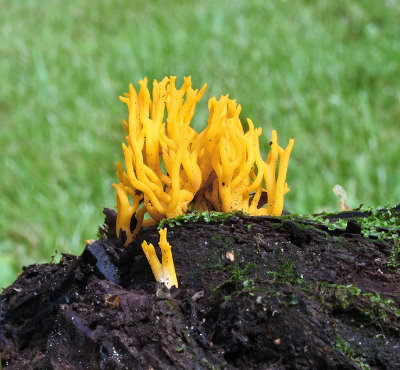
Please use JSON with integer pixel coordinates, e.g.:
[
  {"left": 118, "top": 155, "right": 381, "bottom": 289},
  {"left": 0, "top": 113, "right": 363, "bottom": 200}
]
[{"left": 1, "top": 206, "right": 399, "bottom": 369}]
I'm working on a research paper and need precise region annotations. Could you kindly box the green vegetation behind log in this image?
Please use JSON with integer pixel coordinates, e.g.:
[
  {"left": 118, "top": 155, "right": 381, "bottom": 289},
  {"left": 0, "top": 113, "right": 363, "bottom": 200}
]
[{"left": 2, "top": 0, "right": 400, "bottom": 288}]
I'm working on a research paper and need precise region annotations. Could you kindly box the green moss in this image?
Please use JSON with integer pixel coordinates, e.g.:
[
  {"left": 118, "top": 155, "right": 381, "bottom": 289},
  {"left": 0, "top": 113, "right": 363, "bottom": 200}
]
[
  {"left": 267, "top": 259, "right": 303, "bottom": 285},
  {"left": 242, "top": 278, "right": 256, "bottom": 293},
  {"left": 175, "top": 342, "right": 186, "bottom": 353},
  {"left": 294, "top": 204, "right": 400, "bottom": 241},
  {"left": 246, "top": 223, "right": 255, "bottom": 231},
  {"left": 362, "top": 292, "right": 400, "bottom": 320},
  {"left": 231, "top": 262, "right": 257, "bottom": 281},
  {"left": 282, "top": 294, "right": 298, "bottom": 306},
  {"left": 317, "top": 282, "right": 361, "bottom": 310},
  {"left": 201, "top": 357, "right": 223, "bottom": 370},
  {"left": 316, "top": 282, "right": 400, "bottom": 325},
  {"left": 358, "top": 205, "right": 400, "bottom": 240},
  {"left": 165, "top": 300, "right": 174, "bottom": 310},
  {"left": 158, "top": 210, "right": 246, "bottom": 229},
  {"left": 388, "top": 239, "right": 400, "bottom": 269},
  {"left": 212, "top": 261, "right": 257, "bottom": 299},
  {"left": 210, "top": 234, "right": 234, "bottom": 249},
  {"left": 334, "top": 334, "right": 370, "bottom": 370}
]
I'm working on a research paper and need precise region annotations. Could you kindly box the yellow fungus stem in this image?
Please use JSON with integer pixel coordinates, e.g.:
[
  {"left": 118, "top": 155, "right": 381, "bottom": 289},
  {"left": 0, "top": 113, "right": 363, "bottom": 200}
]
[
  {"left": 271, "top": 138, "right": 295, "bottom": 216},
  {"left": 141, "top": 228, "right": 178, "bottom": 289}
]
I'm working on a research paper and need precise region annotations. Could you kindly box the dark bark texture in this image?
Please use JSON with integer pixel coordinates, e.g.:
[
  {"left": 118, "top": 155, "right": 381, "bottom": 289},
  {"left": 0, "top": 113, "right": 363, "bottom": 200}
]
[{"left": 1, "top": 206, "right": 399, "bottom": 369}]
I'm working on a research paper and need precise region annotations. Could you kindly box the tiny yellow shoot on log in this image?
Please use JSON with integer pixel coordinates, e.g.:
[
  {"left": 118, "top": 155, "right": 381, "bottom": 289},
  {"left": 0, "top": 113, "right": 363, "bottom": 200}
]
[{"left": 141, "top": 228, "right": 178, "bottom": 289}]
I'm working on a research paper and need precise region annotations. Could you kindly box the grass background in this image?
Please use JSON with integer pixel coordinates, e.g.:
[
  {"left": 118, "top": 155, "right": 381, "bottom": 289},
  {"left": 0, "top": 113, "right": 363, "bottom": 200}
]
[{"left": 1, "top": 0, "right": 399, "bottom": 288}]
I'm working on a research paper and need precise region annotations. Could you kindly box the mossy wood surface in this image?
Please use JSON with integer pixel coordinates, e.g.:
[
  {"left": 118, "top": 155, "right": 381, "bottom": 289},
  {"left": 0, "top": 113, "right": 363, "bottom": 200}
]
[{"left": 1, "top": 206, "right": 399, "bottom": 369}]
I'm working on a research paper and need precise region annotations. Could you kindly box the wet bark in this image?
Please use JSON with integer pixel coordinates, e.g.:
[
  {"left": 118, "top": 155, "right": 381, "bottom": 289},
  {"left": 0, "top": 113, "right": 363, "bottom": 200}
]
[{"left": 1, "top": 206, "right": 399, "bottom": 369}]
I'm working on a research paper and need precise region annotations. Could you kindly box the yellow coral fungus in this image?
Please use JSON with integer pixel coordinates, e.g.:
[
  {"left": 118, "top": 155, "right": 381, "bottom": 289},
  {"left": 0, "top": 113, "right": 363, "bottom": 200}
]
[
  {"left": 113, "top": 76, "right": 294, "bottom": 243},
  {"left": 141, "top": 228, "right": 178, "bottom": 289},
  {"left": 113, "top": 76, "right": 206, "bottom": 241},
  {"left": 193, "top": 96, "right": 294, "bottom": 217}
]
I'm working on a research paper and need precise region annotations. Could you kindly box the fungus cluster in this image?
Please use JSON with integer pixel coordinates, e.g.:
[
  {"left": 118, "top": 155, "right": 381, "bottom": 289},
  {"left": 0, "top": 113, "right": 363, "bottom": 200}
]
[{"left": 113, "top": 76, "right": 294, "bottom": 287}]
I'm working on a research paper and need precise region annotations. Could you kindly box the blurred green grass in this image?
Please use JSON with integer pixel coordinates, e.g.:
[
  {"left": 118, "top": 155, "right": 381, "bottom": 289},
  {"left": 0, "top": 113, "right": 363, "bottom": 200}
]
[{"left": 1, "top": 0, "right": 399, "bottom": 288}]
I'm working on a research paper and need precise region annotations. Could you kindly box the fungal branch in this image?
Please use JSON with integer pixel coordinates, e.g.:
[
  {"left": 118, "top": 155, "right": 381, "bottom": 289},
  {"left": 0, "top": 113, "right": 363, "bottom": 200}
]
[
  {"left": 141, "top": 228, "right": 178, "bottom": 289},
  {"left": 113, "top": 76, "right": 206, "bottom": 241},
  {"left": 112, "top": 76, "right": 294, "bottom": 287}
]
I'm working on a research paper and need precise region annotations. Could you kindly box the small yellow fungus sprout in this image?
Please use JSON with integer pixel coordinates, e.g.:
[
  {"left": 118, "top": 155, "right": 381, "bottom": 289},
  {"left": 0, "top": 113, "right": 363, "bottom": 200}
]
[
  {"left": 114, "top": 76, "right": 294, "bottom": 243},
  {"left": 141, "top": 228, "right": 178, "bottom": 289},
  {"left": 333, "top": 184, "right": 350, "bottom": 211}
]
